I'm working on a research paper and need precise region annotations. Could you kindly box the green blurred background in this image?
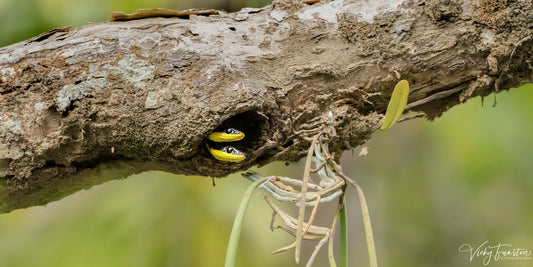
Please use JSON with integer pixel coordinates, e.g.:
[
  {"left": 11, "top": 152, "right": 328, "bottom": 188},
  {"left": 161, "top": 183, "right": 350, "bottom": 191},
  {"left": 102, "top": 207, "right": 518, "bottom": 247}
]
[{"left": 1, "top": 0, "right": 532, "bottom": 266}]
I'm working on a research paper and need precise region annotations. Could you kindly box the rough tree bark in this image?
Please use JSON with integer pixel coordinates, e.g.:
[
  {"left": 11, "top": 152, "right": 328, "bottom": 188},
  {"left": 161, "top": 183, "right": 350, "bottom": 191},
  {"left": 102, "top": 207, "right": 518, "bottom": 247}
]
[{"left": 0, "top": 0, "right": 532, "bottom": 212}]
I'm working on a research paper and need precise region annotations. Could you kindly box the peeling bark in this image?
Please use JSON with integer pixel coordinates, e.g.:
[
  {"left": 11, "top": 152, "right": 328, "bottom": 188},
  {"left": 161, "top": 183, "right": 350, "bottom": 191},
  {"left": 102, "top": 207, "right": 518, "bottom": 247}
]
[{"left": 0, "top": 0, "right": 532, "bottom": 212}]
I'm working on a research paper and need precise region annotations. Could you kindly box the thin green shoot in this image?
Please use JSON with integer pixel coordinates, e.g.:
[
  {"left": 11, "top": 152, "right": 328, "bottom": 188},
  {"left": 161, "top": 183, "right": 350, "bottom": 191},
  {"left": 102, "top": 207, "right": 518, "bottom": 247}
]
[
  {"left": 339, "top": 203, "right": 347, "bottom": 267},
  {"left": 342, "top": 175, "right": 377, "bottom": 267},
  {"left": 225, "top": 177, "right": 268, "bottom": 267}
]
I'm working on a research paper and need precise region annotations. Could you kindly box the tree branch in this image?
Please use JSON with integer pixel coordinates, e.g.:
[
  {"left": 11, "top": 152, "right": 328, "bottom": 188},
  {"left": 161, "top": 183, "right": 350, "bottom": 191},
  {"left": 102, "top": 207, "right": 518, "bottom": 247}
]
[{"left": 1, "top": 0, "right": 532, "bottom": 212}]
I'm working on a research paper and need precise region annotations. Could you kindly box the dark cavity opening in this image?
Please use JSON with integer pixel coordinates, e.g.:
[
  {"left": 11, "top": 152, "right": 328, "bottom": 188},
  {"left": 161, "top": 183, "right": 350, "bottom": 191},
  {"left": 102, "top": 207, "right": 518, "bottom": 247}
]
[{"left": 206, "top": 110, "right": 270, "bottom": 156}]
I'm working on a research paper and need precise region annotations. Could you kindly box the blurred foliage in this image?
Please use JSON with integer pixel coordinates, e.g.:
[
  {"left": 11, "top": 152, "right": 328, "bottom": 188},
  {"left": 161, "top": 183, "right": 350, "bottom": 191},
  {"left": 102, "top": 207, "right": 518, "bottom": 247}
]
[{"left": 1, "top": 0, "right": 532, "bottom": 266}]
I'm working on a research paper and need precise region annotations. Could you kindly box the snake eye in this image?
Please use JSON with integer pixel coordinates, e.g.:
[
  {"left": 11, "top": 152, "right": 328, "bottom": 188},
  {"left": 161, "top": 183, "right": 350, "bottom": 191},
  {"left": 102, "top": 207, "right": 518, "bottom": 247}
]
[
  {"left": 221, "top": 146, "right": 243, "bottom": 155},
  {"left": 225, "top": 128, "right": 237, "bottom": 134}
]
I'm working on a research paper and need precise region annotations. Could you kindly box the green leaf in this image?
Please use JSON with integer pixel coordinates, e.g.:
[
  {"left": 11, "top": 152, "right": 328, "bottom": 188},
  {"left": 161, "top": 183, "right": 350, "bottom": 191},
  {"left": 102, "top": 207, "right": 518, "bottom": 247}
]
[{"left": 380, "top": 80, "right": 409, "bottom": 130}]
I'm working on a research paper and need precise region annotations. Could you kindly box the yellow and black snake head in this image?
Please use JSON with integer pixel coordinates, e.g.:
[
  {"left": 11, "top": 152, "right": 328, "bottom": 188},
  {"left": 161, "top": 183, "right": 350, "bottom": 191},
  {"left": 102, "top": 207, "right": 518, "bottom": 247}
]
[
  {"left": 206, "top": 143, "right": 246, "bottom": 162},
  {"left": 207, "top": 128, "right": 245, "bottom": 143},
  {"left": 204, "top": 111, "right": 269, "bottom": 163},
  {"left": 205, "top": 127, "right": 246, "bottom": 162}
]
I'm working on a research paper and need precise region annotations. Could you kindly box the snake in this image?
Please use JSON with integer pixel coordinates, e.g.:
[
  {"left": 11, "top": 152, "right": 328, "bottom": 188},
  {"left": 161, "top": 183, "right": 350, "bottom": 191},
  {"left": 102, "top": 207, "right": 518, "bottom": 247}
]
[
  {"left": 207, "top": 128, "right": 245, "bottom": 142},
  {"left": 205, "top": 128, "right": 246, "bottom": 162}
]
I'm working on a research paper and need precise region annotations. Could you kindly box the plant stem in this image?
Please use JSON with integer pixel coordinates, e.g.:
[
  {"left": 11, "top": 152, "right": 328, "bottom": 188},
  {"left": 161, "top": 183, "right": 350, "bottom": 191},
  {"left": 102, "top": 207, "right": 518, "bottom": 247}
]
[
  {"left": 225, "top": 177, "right": 268, "bottom": 267},
  {"left": 341, "top": 175, "right": 377, "bottom": 267},
  {"left": 340, "top": 203, "right": 347, "bottom": 267},
  {"left": 328, "top": 207, "right": 341, "bottom": 267},
  {"left": 296, "top": 133, "right": 321, "bottom": 263},
  {"left": 354, "top": 183, "right": 377, "bottom": 267}
]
